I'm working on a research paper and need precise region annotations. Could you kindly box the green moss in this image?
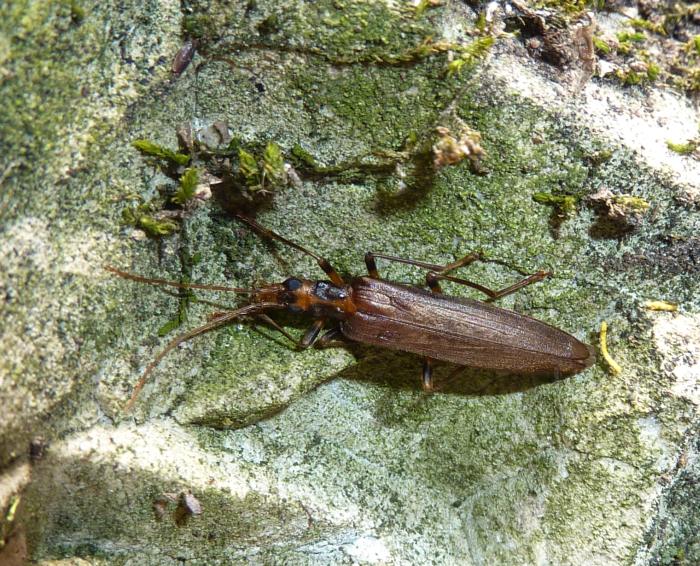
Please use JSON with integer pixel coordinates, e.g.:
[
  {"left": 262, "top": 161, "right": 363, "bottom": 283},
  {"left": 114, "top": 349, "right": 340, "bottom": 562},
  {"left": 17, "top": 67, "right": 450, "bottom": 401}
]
[
  {"left": 132, "top": 139, "right": 190, "bottom": 166},
  {"left": 593, "top": 36, "right": 611, "bottom": 54},
  {"left": 611, "top": 195, "right": 651, "bottom": 212},
  {"left": 646, "top": 61, "right": 661, "bottom": 81},
  {"left": 134, "top": 214, "right": 178, "bottom": 237},
  {"left": 122, "top": 203, "right": 179, "bottom": 237},
  {"left": 190, "top": 0, "right": 439, "bottom": 66},
  {"left": 237, "top": 148, "right": 257, "bottom": 182},
  {"left": 628, "top": 18, "right": 666, "bottom": 35},
  {"left": 689, "top": 35, "right": 700, "bottom": 56},
  {"left": 172, "top": 167, "right": 199, "bottom": 205},
  {"left": 532, "top": 192, "right": 578, "bottom": 215},
  {"left": 236, "top": 143, "right": 287, "bottom": 193},
  {"left": 446, "top": 37, "right": 494, "bottom": 77},
  {"left": 666, "top": 139, "right": 699, "bottom": 155},
  {"left": 614, "top": 64, "right": 659, "bottom": 86},
  {"left": 617, "top": 31, "right": 646, "bottom": 43},
  {"left": 262, "top": 142, "right": 285, "bottom": 186},
  {"left": 64, "top": 0, "right": 85, "bottom": 24},
  {"left": 291, "top": 144, "right": 318, "bottom": 168},
  {"left": 616, "top": 30, "right": 646, "bottom": 55}
]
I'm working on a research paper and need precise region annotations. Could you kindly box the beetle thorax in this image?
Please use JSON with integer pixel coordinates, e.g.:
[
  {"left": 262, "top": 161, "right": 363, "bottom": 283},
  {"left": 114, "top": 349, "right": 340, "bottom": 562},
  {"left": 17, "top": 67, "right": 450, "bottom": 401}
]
[{"left": 282, "top": 277, "right": 355, "bottom": 319}]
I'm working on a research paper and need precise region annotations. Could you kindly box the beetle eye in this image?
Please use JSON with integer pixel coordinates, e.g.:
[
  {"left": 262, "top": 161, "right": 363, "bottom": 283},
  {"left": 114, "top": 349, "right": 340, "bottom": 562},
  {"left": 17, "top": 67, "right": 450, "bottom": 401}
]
[{"left": 283, "top": 277, "right": 302, "bottom": 291}]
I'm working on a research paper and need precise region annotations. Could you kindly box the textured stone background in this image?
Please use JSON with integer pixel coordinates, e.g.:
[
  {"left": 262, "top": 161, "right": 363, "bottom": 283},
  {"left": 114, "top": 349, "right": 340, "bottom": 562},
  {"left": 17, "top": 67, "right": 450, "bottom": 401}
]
[{"left": 1, "top": 0, "right": 699, "bottom": 564}]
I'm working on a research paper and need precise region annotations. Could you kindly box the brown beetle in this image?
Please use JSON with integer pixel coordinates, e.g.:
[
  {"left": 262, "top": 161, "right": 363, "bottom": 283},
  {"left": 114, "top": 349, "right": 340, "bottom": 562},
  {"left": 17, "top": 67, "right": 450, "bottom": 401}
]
[{"left": 108, "top": 214, "right": 595, "bottom": 409}]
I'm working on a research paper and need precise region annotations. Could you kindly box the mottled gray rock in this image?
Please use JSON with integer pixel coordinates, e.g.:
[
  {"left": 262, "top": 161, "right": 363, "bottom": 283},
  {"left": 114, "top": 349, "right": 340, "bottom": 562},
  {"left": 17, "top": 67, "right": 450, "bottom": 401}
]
[{"left": 1, "top": 0, "right": 698, "bottom": 564}]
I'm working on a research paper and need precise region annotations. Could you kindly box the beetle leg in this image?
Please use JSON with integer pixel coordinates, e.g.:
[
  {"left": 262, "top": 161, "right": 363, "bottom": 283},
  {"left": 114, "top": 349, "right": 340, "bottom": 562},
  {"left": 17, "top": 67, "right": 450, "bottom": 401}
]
[
  {"left": 364, "top": 252, "right": 380, "bottom": 278},
  {"left": 235, "top": 213, "right": 345, "bottom": 285},
  {"left": 422, "top": 358, "right": 435, "bottom": 392},
  {"left": 427, "top": 270, "right": 550, "bottom": 302},
  {"left": 364, "top": 251, "right": 483, "bottom": 277},
  {"left": 314, "top": 327, "right": 345, "bottom": 349},
  {"left": 256, "top": 315, "right": 326, "bottom": 350},
  {"left": 363, "top": 252, "right": 448, "bottom": 277},
  {"left": 299, "top": 319, "right": 326, "bottom": 349},
  {"left": 254, "top": 313, "right": 299, "bottom": 345},
  {"left": 362, "top": 251, "right": 549, "bottom": 301}
]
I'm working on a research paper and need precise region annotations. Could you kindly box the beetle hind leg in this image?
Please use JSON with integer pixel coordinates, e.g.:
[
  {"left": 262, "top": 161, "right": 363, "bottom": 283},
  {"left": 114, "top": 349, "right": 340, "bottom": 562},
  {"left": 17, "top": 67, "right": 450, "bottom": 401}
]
[{"left": 422, "top": 358, "right": 435, "bottom": 392}]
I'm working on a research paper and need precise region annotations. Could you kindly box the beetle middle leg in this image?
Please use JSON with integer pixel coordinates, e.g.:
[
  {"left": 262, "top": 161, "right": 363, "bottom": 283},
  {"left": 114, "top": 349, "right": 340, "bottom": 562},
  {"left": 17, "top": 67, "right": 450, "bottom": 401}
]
[
  {"left": 363, "top": 251, "right": 549, "bottom": 301},
  {"left": 365, "top": 251, "right": 483, "bottom": 391},
  {"left": 426, "top": 270, "right": 550, "bottom": 301}
]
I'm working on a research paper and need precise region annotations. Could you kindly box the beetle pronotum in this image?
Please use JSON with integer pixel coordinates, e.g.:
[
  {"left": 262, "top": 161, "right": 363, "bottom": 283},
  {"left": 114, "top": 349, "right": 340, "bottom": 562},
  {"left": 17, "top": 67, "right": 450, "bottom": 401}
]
[{"left": 108, "top": 214, "right": 595, "bottom": 409}]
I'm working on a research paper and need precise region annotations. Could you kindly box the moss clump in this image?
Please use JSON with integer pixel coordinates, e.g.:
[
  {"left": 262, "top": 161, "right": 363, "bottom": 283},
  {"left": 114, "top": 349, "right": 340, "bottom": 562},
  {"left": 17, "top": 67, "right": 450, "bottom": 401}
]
[
  {"left": 172, "top": 167, "right": 200, "bottom": 205},
  {"left": 615, "top": 31, "right": 646, "bottom": 55},
  {"left": 446, "top": 37, "right": 495, "bottom": 77},
  {"left": 122, "top": 203, "right": 179, "bottom": 237},
  {"left": 533, "top": 192, "right": 578, "bottom": 216},
  {"left": 610, "top": 195, "right": 651, "bottom": 213},
  {"left": 616, "top": 31, "right": 646, "bottom": 44},
  {"left": 688, "top": 35, "right": 700, "bottom": 57},
  {"left": 65, "top": 0, "right": 85, "bottom": 24},
  {"left": 262, "top": 142, "right": 285, "bottom": 186},
  {"left": 237, "top": 141, "right": 287, "bottom": 195},
  {"left": 593, "top": 36, "right": 612, "bottom": 54},
  {"left": 290, "top": 144, "right": 318, "bottom": 169},
  {"left": 614, "top": 62, "right": 659, "bottom": 86},
  {"left": 646, "top": 62, "right": 661, "bottom": 81},
  {"left": 666, "top": 139, "right": 699, "bottom": 156},
  {"left": 132, "top": 139, "right": 190, "bottom": 166},
  {"left": 628, "top": 18, "right": 666, "bottom": 35}
]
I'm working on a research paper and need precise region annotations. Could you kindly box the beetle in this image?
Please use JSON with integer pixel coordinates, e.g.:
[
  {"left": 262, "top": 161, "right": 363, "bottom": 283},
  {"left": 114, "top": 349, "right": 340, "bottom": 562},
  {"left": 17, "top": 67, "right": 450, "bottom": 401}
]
[{"left": 108, "top": 214, "right": 595, "bottom": 409}]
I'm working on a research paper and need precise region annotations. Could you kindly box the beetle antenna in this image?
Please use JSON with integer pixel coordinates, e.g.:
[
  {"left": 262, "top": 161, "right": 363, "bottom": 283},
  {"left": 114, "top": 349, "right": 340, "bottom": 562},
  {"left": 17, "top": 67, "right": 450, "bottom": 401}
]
[
  {"left": 124, "top": 302, "right": 279, "bottom": 412},
  {"left": 105, "top": 265, "right": 253, "bottom": 294}
]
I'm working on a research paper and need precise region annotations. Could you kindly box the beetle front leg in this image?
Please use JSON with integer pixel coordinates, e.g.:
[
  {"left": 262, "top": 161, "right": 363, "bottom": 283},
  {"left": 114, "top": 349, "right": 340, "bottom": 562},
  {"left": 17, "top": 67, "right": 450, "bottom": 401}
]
[
  {"left": 235, "top": 213, "right": 345, "bottom": 285},
  {"left": 255, "top": 314, "right": 326, "bottom": 350}
]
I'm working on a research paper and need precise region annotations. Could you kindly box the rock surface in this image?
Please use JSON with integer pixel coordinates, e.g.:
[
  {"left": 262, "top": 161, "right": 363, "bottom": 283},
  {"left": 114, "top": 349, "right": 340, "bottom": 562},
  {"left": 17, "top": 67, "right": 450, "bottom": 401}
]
[{"left": 1, "top": 0, "right": 699, "bottom": 564}]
